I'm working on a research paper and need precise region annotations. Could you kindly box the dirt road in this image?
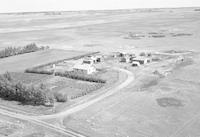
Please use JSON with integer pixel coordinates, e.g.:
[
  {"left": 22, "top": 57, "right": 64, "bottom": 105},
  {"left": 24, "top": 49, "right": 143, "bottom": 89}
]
[{"left": 0, "top": 108, "right": 87, "bottom": 137}]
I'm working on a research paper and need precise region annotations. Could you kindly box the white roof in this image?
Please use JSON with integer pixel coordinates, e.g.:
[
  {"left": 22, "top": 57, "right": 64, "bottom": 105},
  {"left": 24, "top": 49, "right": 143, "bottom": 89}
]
[
  {"left": 73, "top": 64, "right": 95, "bottom": 70},
  {"left": 132, "top": 61, "right": 140, "bottom": 64}
]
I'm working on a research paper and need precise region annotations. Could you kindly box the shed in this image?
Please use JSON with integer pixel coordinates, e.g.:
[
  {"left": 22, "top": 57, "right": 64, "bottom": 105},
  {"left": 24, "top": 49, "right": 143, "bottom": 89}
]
[
  {"left": 132, "top": 57, "right": 151, "bottom": 65},
  {"left": 131, "top": 61, "right": 141, "bottom": 67}
]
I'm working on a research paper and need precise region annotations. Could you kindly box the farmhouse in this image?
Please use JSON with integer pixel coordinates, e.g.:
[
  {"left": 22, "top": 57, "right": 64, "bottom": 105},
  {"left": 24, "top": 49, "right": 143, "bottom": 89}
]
[
  {"left": 132, "top": 57, "right": 152, "bottom": 65},
  {"left": 73, "top": 64, "right": 96, "bottom": 74}
]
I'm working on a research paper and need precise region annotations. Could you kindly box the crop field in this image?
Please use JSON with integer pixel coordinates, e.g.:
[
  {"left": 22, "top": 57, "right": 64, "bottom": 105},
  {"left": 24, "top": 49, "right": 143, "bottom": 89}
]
[{"left": 0, "top": 49, "right": 88, "bottom": 74}]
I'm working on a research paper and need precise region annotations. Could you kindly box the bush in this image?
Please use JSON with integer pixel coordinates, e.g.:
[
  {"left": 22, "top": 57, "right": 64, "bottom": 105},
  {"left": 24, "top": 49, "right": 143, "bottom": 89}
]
[
  {"left": 0, "top": 72, "right": 54, "bottom": 107},
  {"left": 54, "top": 92, "right": 68, "bottom": 102}
]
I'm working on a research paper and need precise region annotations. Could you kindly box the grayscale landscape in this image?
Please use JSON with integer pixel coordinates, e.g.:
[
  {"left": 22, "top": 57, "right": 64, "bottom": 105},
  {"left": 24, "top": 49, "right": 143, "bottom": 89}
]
[{"left": 0, "top": 7, "right": 200, "bottom": 137}]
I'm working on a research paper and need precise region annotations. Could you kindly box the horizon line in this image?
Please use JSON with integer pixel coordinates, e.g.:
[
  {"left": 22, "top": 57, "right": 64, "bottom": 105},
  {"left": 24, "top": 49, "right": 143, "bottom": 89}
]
[{"left": 0, "top": 6, "right": 199, "bottom": 14}]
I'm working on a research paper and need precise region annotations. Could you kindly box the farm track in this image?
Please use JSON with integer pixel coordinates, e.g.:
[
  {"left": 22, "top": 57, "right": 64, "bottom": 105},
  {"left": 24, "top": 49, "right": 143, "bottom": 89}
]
[
  {"left": 0, "top": 67, "right": 134, "bottom": 137},
  {"left": 0, "top": 108, "right": 88, "bottom": 137}
]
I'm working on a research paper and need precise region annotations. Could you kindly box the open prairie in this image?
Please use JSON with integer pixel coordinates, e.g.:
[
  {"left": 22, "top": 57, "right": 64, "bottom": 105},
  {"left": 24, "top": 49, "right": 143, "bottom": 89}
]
[{"left": 0, "top": 8, "right": 200, "bottom": 52}]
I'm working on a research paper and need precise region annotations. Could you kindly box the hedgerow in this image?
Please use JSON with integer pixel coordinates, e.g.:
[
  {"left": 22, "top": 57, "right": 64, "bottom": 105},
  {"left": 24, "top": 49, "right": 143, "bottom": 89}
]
[
  {"left": 55, "top": 71, "right": 106, "bottom": 83},
  {"left": 0, "top": 43, "right": 49, "bottom": 59},
  {"left": 25, "top": 68, "right": 54, "bottom": 75}
]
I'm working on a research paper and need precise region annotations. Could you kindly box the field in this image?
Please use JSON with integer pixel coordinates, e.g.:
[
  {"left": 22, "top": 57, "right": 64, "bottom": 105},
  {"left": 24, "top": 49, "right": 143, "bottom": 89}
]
[
  {"left": 0, "top": 7, "right": 200, "bottom": 137},
  {"left": 0, "top": 8, "right": 200, "bottom": 53},
  {"left": 0, "top": 49, "right": 88, "bottom": 74}
]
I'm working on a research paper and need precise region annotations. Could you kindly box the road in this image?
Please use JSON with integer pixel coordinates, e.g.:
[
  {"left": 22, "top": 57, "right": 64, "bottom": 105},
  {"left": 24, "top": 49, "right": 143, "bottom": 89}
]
[
  {"left": 0, "top": 67, "right": 134, "bottom": 137},
  {"left": 0, "top": 108, "right": 87, "bottom": 137}
]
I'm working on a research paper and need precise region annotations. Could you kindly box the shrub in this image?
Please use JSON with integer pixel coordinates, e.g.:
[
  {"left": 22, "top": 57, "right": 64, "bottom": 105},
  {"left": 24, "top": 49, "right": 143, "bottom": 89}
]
[{"left": 54, "top": 92, "right": 68, "bottom": 102}]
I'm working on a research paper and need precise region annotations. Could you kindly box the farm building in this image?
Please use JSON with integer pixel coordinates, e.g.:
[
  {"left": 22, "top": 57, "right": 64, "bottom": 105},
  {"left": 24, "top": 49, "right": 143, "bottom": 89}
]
[
  {"left": 73, "top": 64, "right": 96, "bottom": 74},
  {"left": 131, "top": 61, "right": 141, "bottom": 67},
  {"left": 112, "top": 52, "right": 124, "bottom": 58},
  {"left": 83, "top": 55, "right": 103, "bottom": 64},
  {"left": 120, "top": 56, "right": 131, "bottom": 63},
  {"left": 132, "top": 57, "right": 152, "bottom": 65},
  {"left": 125, "top": 53, "right": 136, "bottom": 58},
  {"left": 95, "top": 55, "right": 103, "bottom": 62},
  {"left": 120, "top": 53, "right": 136, "bottom": 63},
  {"left": 83, "top": 57, "right": 95, "bottom": 65}
]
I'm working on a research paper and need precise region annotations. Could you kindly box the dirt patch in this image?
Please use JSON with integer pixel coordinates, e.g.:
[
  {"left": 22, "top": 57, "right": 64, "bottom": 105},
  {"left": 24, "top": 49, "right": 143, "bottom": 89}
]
[{"left": 156, "top": 97, "right": 184, "bottom": 107}]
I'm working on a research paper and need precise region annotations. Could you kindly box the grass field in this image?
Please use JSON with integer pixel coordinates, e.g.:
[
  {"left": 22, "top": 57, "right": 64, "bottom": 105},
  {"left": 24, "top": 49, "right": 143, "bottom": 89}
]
[
  {"left": 0, "top": 8, "right": 200, "bottom": 53},
  {"left": 0, "top": 49, "right": 88, "bottom": 74}
]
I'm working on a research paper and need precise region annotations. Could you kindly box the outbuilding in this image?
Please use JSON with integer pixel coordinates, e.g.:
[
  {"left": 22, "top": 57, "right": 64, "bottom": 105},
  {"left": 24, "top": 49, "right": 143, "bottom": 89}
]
[
  {"left": 131, "top": 61, "right": 141, "bottom": 67},
  {"left": 120, "top": 56, "right": 131, "bottom": 63},
  {"left": 132, "top": 57, "right": 151, "bottom": 65},
  {"left": 82, "top": 57, "right": 95, "bottom": 65}
]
